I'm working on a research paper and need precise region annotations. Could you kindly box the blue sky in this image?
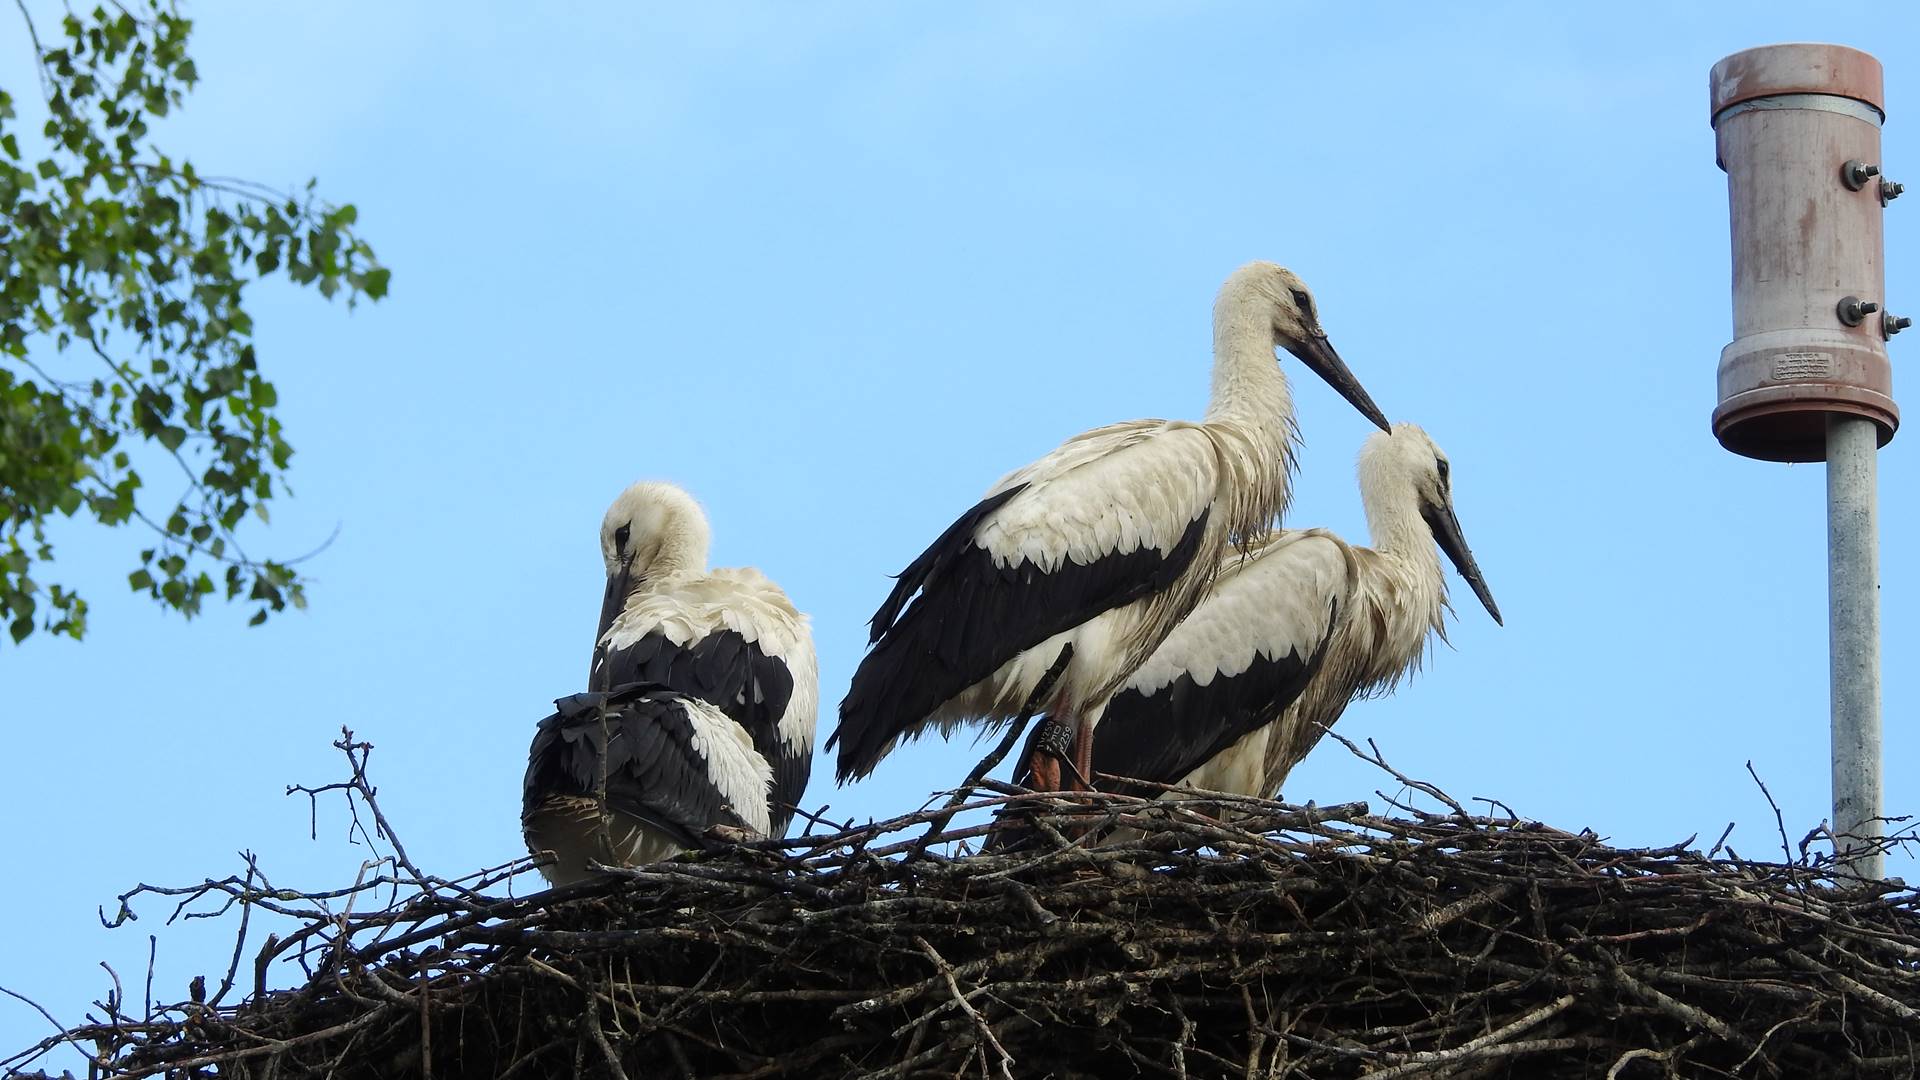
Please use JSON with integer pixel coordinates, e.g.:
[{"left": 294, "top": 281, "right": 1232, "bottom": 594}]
[{"left": 6, "top": 3, "right": 1918, "bottom": 1064}]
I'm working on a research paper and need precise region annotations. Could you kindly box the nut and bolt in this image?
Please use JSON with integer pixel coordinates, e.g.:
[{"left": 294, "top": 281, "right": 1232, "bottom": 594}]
[
  {"left": 1886, "top": 313, "right": 1914, "bottom": 338},
  {"left": 1839, "top": 296, "right": 1881, "bottom": 327},
  {"left": 1843, "top": 160, "right": 1882, "bottom": 190},
  {"left": 1882, "top": 179, "right": 1905, "bottom": 205}
]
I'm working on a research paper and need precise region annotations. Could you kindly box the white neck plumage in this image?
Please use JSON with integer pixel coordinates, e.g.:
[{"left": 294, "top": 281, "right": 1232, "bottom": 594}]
[
  {"left": 645, "top": 531, "right": 710, "bottom": 582},
  {"left": 1203, "top": 302, "right": 1297, "bottom": 543},
  {"left": 1361, "top": 478, "right": 1450, "bottom": 644}
]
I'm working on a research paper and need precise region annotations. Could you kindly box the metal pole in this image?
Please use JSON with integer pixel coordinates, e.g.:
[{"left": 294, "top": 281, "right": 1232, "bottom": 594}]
[
  {"left": 1711, "top": 45, "right": 1897, "bottom": 878},
  {"left": 1828, "top": 412, "right": 1883, "bottom": 877}
]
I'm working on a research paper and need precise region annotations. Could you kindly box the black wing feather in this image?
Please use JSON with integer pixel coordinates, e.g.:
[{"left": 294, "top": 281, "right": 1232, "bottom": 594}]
[
  {"left": 832, "top": 498, "right": 1212, "bottom": 783},
  {"left": 1089, "top": 596, "right": 1341, "bottom": 799},
  {"left": 523, "top": 686, "right": 747, "bottom": 848},
  {"left": 594, "top": 629, "right": 805, "bottom": 834},
  {"left": 866, "top": 484, "right": 1027, "bottom": 644}
]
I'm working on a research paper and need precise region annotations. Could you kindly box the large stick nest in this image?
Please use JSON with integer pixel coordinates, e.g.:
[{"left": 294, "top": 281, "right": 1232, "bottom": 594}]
[{"left": 11, "top": 736, "right": 1920, "bottom": 1079}]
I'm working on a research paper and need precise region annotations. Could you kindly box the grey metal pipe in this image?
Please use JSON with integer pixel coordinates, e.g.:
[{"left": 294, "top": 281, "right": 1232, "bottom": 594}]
[
  {"left": 1828, "top": 412, "right": 1883, "bottom": 878},
  {"left": 1711, "top": 44, "right": 1896, "bottom": 878}
]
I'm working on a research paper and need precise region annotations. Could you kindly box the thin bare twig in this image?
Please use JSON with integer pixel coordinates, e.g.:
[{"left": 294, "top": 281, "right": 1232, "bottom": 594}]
[{"left": 28, "top": 727, "right": 1920, "bottom": 1079}]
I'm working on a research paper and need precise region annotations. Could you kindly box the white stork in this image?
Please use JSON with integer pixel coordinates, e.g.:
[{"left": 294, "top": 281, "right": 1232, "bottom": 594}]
[
  {"left": 522, "top": 482, "right": 818, "bottom": 885},
  {"left": 1083, "top": 423, "right": 1501, "bottom": 800},
  {"left": 830, "top": 262, "right": 1390, "bottom": 791}
]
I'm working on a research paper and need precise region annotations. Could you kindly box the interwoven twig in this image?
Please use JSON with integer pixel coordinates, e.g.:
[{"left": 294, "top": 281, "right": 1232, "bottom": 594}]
[{"left": 7, "top": 736, "right": 1920, "bottom": 1079}]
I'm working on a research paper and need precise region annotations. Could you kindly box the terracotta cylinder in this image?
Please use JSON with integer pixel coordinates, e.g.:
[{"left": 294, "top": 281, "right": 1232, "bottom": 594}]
[{"left": 1711, "top": 44, "right": 1898, "bottom": 462}]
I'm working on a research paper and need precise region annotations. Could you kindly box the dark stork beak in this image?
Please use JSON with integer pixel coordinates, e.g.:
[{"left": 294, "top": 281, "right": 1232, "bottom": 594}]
[
  {"left": 1287, "top": 333, "right": 1391, "bottom": 433},
  {"left": 593, "top": 554, "right": 635, "bottom": 673},
  {"left": 1420, "top": 497, "right": 1502, "bottom": 625}
]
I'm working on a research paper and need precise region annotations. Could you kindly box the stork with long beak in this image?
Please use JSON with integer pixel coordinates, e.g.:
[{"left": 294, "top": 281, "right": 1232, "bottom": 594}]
[
  {"left": 523, "top": 482, "right": 817, "bottom": 885},
  {"left": 1082, "top": 423, "right": 1502, "bottom": 799},
  {"left": 829, "top": 262, "right": 1390, "bottom": 792}
]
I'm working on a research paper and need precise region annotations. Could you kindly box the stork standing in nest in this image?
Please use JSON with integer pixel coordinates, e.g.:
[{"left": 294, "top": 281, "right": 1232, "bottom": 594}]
[
  {"left": 829, "top": 262, "right": 1390, "bottom": 792},
  {"left": 523, "top": 482, "right": 817, "bottom": 886},
  {"left": 1082, "top": 423, "right": 1501, "bottom": 800}
]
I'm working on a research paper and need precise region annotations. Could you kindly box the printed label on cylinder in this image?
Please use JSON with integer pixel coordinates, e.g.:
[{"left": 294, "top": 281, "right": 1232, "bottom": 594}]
[{"left": 1772, "top": 351, "right": 1834, "bottom": 380}]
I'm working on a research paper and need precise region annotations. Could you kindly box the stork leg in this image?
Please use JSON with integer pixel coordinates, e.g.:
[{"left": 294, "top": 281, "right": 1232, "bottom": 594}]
[
  {"left": 1028, "top": 750, "right": 1063, "bottom": 793},
  {"left": 1068, "top": 719, "right": 1096, "bottom": 793},
  {"left": 1008, "top": 644, "right": 1076, "bottom": 793},
  {"left": 1026, "top": 711, "right": 1073, "bottom": 792}
]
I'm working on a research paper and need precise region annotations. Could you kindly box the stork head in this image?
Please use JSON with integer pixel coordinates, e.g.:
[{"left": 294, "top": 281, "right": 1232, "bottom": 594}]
[
  {"left": 594, "top": 481, "right": 714, "bottom": 646},
  {"left": 1218, "top": 261, "right": 1390, "bottom": 432},
  {"left": 1360, "top": 424, "right": 1502, "bottom": 625}
]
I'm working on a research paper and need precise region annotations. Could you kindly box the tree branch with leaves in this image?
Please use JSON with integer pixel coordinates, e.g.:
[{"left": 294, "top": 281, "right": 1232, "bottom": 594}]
[{"left": 0, "top": 0, "right": 387, "bottom": 645}]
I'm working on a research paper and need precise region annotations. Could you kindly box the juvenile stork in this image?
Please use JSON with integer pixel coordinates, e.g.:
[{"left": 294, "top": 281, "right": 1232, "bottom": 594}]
[
  {"left": 830, "top": 262, "right": 1390, "bottom": 791},
  {"left": 522, "top": 482, "right": 817, "bottom": 885},
  {"left": 1084, "top": 423, "right": 1501, "bottom": 800}
]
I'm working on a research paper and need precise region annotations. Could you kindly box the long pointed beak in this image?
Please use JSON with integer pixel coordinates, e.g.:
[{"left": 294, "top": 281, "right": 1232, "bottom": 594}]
[
  {"left": 1288, "top": 333, "right": 1391, "bottom": 432},
  {"left": 593, "top": 556, "right": 634, "bottom": 673},
  {"left": 1421, "top": 499, "right": 1502, "bottom": 625}
]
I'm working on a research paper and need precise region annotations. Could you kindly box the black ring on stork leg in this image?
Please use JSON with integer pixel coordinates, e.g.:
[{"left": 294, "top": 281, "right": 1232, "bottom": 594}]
[
  {"left": 1027, "top": 715, "right": 1102, "bottom": 792},
  {"left": 956, "top": 640, "right": 1071, "bottom": 804},
  {"left": 1032, "top": 716, "right": 1074, "bottom": 760},
  {"left": 1002, "top": 715, "right": 1100, "bottom": 850},
  {"left": 980, "top": 644, "right": 1079, "bottom": 851},
  {"left": 1012, "top": 645, "right": 1075, "bottom": 795}
]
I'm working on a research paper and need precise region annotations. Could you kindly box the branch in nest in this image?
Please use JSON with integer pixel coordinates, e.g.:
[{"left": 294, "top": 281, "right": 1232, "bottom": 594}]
[{"left": 16, "top": 729, "right": 1920, "bottom": 1080}]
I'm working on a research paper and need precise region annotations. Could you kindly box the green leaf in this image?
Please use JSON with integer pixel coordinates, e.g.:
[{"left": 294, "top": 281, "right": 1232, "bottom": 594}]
[{"left": 0, "top": 2, "right": 387, "bottom": 648}]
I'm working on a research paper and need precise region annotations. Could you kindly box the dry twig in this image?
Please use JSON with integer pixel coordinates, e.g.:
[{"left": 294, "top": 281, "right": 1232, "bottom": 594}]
[{"left": 7, "top": 733, "right": 1920, "bottom": 1079}]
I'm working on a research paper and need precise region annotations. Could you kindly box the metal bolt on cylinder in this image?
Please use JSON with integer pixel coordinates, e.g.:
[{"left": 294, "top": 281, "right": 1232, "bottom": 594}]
[
  {"left": 1839, "top": 296, "right": 1880, "bottom": 326},
  {"left": 1844, "top": 159, "right": 1882, "bottom": 189}
]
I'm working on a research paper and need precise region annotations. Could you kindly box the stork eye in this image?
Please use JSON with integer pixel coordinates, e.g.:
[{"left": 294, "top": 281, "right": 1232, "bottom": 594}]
[
  {"left": 1290, "top": 289, "right": 1312, "bottom": 311},
  {"left": 613, "top": 523, "right": 631, "bottom": 550},
  {"left": 1436, "top": 457, "right": 1451, "bottom": 484}
]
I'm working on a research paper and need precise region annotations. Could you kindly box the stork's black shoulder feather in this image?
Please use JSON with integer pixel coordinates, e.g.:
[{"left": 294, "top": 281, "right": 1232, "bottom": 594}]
[
  {"left": 595, "top": 630, "right": 795, "bottom": 726},
  {"left": 523, "top": 685, "right": 749, "bottom": 849},
  {"left": 1091, "top": 596, "right": 1341, "bottom": 798},
  {"left": 593, "top": 629, "right": 805, "bottom": 834},
  {"left": 832, "top": 503, "right": 1211, "bottom": 782}
]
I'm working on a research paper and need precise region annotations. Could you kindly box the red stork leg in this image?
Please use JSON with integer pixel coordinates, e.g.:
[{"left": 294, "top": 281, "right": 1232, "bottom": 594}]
[
  {"left": 1025, "top": 697, "right": 1077, "bottom": 792},
  {"left": 1069, "top": 718, "right": 1096, "bottom": 793},
  {"left": 1027, "top": 746, "right": 1063, "bottom": 792}
]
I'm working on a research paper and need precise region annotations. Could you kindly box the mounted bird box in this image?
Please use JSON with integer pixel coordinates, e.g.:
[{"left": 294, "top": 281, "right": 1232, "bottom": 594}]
[{"left": 1711, "top": 43, "right": 1901, "bottom": 463}]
